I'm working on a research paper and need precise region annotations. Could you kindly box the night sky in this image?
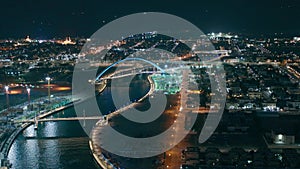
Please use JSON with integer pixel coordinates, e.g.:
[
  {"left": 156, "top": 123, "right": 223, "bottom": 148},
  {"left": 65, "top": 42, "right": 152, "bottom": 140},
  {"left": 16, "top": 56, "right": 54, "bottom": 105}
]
[{"left": 0, "top": 0, "right": 300, "bottom": 38}]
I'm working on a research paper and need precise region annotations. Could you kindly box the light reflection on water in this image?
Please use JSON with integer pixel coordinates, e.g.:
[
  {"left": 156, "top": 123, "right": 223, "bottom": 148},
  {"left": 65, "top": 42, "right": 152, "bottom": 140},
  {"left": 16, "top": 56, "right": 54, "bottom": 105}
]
[
  {"left": 8, "top": 109, "right": 100, "bottom": 169},
  {"left": 8, "top": 84, "right": 148, "bottom": 169}
]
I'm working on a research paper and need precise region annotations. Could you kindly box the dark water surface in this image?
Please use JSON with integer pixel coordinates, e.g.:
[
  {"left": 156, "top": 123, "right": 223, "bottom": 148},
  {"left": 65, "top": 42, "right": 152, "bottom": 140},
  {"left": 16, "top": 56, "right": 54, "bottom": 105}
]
[
  {"left": 8, "top": 107, "right": 100, "bottom": 169},
  {"left": 8, "top": 78, "right": 150, "bottom": 169}
]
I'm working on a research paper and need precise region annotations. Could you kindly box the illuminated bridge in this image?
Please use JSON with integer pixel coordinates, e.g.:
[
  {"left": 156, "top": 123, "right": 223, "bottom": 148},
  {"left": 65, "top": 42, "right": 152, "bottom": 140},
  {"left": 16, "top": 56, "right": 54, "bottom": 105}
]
[
  {"left": 95, "top": 57, "right": 166, "bottom": 82},
  {"left": 15, "top": 116, "right": 103, "bottom": 123}
]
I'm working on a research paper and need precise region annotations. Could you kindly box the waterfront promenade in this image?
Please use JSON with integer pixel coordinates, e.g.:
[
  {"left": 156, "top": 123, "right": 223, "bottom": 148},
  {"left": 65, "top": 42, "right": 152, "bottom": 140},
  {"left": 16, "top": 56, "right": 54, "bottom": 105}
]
[{"left": 89, "top": 75, "right": 155, "bottom": 169}]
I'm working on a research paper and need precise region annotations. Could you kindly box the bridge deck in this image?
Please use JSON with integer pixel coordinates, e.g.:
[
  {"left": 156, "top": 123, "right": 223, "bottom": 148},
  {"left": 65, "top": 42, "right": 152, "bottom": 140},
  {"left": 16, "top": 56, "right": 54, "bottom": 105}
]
[{"left": 15, "top": 116, "right": 102, "bottom": 123}]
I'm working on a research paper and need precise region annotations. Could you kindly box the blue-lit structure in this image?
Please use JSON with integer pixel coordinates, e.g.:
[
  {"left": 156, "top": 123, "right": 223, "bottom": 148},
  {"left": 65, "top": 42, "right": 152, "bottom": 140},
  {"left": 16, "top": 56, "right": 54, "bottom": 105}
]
[{"left": 95, "top": 57, "right": 166, "bottom": 81}]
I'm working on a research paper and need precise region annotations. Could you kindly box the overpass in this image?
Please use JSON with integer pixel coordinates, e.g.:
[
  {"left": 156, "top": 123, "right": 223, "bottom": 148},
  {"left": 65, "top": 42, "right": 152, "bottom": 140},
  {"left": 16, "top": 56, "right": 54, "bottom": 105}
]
[{"left": 15, "top": 116, "right": 103, "bottom": 123}]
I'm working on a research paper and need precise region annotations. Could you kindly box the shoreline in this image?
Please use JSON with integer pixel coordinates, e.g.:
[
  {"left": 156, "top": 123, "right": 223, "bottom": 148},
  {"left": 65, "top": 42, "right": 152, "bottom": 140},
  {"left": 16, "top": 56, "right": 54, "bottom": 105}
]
[
  {"left": 89, "top": 75, "right": 155, "bottom": 169},
  {"left": 0, "top": 95, "right": 78, "bottom": 168},
  {"left": 1, "top": 81, "right": 107, "bottom": 168}
]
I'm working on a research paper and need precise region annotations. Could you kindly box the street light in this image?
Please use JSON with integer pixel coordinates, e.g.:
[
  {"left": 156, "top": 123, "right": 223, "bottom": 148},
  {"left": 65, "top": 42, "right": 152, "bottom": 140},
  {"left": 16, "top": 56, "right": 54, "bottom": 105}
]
[
  {"left": 27, "top": 87, "right": 31, "bottom": 110},
  {"left": 5, "top": 86, "right": 9, "bottom": 109},
  {"left": 46, "top": 77, "right": 51, "bottom": 103}
]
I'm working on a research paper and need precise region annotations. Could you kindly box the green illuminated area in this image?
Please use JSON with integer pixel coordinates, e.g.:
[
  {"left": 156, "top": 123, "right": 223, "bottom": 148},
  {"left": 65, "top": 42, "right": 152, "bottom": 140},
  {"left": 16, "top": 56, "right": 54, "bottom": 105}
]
[{"left": 150, "top": 73, "right": 182, "bottom": 94}]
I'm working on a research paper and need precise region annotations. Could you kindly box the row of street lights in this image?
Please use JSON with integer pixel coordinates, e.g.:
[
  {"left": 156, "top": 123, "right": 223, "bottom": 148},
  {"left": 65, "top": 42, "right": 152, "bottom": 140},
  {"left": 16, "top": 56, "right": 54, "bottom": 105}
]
[{"left": 3, "top": 76, "right": 51, "bottom": 111}]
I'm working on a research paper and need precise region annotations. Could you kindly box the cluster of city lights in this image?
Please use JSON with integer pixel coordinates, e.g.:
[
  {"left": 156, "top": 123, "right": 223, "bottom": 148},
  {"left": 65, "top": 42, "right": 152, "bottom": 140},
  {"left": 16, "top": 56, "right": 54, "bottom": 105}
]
[{"left": 3, "top": 77, "right": 52, "bottom": 110}]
